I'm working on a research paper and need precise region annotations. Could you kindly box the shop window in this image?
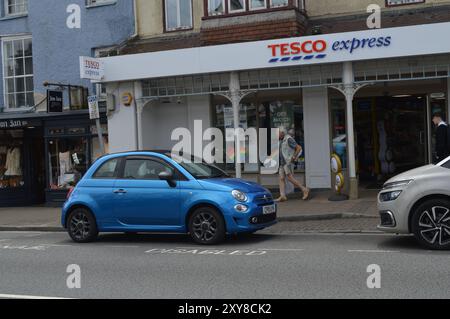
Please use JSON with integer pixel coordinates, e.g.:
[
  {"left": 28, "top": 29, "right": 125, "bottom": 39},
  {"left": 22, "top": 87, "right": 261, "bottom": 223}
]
[
  {"left": 165, "top": 0, "right": 193, "bottom": 31},
  {"left": 2, "top": 37, "right": 34, "bottom": 109},
  {"left": 0, "top": 130, "right": 24, "bottom": 189},
  {"left": 67, "top": 127, "right": 86, "bottom": 135},
  {"left": 91, "top": 135, "right": 109, "bottom": 162},
  {"left": 212, "top": 90, "right": 305, "bottom": 174},
  {"left": 123, "top": 158, "right": 173, "bottom": 180},
  {"left": 5, "top": 0, "right": 28, "bottom": 16},
  {"left": 48, "top": 138, "right": 88, "bottom": 190}
]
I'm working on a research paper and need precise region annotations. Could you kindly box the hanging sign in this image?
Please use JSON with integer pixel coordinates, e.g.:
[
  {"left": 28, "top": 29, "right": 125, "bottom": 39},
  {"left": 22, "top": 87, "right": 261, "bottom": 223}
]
[{"left": 47, "top": 90, "right": 63, "bottom": 113}]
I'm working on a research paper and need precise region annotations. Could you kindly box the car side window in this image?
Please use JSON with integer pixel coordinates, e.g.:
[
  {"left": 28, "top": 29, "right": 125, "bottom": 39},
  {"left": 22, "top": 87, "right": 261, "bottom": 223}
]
[
  {"left": 123, "top": 158, "right": 174, "bottom": 180},
  {"left": 442, "top": 160, "right": 450, "bottom": 169},
  {"left": 93, "top": 158, "right": 120, "bottom": 179}
]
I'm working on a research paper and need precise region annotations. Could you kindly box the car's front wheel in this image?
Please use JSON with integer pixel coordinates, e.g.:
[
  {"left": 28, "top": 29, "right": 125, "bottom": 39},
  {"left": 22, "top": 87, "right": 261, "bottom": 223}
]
[
  {"left": 188, "top": 207, "right": 226, "bottom": 245},
  {"left": 67, "top": 208, "right": 98, "bottom": 243},
  {"left": 411, "top": 199, "right": 450, "bottom": 250}
]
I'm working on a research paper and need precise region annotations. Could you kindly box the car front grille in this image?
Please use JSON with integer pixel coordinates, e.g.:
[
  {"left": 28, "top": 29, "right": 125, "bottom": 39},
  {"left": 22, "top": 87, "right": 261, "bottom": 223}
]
[{"left": 254, "top": 194, "right": 274, "bottom": 206}]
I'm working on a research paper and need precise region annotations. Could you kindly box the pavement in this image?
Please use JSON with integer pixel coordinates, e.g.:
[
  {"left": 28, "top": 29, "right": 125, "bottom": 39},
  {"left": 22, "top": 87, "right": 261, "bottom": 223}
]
[
  {"left": 0, "top": 231, "right": 447, "bottom": 299},
  {"left": 0, "top": 189, "right": 380, "bottom": 232}
]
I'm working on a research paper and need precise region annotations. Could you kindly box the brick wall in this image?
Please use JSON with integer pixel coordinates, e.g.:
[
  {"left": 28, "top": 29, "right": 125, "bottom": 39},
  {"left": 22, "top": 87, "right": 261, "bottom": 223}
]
[{"left": 200, "top": 18, "right": 306, "bottom": 45}]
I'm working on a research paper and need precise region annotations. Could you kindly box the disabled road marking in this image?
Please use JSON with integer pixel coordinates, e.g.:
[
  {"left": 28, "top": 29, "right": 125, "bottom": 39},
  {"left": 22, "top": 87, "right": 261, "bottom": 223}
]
[{"left": 146, "top": 248, "right": 267, "bottom": 256}]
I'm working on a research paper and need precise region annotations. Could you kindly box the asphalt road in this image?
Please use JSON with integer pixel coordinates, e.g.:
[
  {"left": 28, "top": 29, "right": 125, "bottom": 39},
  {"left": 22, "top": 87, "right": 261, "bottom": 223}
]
[{"left": 0, "top": 231, "right": 449, "bottom": 299}]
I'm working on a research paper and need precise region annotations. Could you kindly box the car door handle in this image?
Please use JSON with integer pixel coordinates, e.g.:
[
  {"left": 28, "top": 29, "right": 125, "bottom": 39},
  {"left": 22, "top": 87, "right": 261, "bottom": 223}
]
[{"left": 113, "top": 189, "right": 127, "bottom": 194}]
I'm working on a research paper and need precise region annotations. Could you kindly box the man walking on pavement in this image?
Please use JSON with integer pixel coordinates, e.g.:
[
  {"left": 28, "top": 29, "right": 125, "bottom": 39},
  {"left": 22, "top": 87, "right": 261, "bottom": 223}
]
[
  {"left": 432, "top": 113, "right": 450, "bottom": 164},
  {"left": 275, "top": 127, "right": 310, "bottom": 202}
]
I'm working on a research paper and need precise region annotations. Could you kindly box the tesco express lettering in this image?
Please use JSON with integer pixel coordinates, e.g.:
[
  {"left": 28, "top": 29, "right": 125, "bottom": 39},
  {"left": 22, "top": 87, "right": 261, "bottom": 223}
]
[{"left": 267, "top": 36, "right": 392, "bottom": 63}]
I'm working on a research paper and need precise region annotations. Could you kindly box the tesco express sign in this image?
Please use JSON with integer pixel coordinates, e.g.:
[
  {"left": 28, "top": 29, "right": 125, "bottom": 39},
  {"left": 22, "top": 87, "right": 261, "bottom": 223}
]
[{"left": 267, "top": 36, "right": 392, "bottom": 63}]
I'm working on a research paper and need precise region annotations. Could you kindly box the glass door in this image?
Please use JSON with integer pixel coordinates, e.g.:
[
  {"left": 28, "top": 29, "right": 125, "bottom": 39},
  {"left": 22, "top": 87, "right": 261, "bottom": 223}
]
[{"left": 428, "top": 93, "right": 448, "bottom": 163}]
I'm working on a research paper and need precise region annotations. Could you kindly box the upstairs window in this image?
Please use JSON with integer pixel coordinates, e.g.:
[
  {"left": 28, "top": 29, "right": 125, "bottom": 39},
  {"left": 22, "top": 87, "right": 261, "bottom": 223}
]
[
  {"left": 208, "top": 0, "right": 224, "bottom": 15},
  {"left": 206, "top": 0, "right": 304, "bottom": 17},
  {"left": 165, "top": 0, "right": 193, "bottom": 31},
  {"left": 2, "top": 37, "right": 34, "bottom": 109},
  {"left": 229, "top": 0, "right": 245, "bottom": 13},
  {"left": 5, "top": 0, "right": 28, "bottom": 15},
  {"left": 386, "top": 0, "right": 425, "bottom": 7}
]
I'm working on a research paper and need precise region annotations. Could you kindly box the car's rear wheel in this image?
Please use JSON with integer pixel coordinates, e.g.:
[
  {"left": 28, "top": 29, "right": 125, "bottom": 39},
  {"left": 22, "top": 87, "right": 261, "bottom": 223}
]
[
  {"left": 67, "top": 208, "right": 98, "bottom": 243},
  {"left": 411, "top": 199, "right": 450, "bottom": 250},
  {"left": 188, "top": 207, "right": 225, "bottom": 245}
]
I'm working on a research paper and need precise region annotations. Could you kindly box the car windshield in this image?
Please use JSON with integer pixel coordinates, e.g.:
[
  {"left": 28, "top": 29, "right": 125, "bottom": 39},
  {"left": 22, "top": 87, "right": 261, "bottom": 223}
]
[{"left": 167, "top": 153, "right": 229, "bottom": 179}]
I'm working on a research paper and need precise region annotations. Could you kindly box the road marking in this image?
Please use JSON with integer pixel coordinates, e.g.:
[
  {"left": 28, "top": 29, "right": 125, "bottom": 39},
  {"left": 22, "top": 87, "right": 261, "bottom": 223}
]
[
  {"left": 348, "top": 250, "right": 399, "bottom": 253},
  {"left": 258, "top": 248, "right": 304, "bottom": 252},
  {"left": 146, "top": 248, "right": 267, "bottom": 256},
  {"left": 0, "top": 293, "right": 73, "bottom": 300}
]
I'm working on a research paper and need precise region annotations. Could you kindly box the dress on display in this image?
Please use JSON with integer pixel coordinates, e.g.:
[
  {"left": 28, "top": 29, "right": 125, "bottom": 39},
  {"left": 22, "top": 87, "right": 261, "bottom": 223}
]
[
  {"left": 59, "top": 151, "right": 74, "bottom": 186},
  {"left": 5, "top": 147, "right": 22, "bottom": 176}
]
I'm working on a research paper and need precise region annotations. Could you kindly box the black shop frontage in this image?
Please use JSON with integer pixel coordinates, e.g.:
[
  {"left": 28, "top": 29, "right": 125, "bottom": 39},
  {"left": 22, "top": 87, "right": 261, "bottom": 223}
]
[{"left": 0, "top": 110, "right": 108, "bottom": 207}]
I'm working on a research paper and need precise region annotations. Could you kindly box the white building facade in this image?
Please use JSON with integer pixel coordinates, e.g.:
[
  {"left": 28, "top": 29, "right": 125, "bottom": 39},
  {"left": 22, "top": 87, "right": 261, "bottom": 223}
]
[{"left": 95, "top": 22, "right": 450, "bottom": 198}]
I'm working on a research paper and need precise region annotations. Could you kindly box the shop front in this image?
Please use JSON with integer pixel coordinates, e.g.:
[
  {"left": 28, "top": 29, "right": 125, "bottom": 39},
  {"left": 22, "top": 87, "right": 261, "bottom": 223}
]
[
  {"left": 0, "top": 111, "right": 108, "bottom": 207},
  {"left": 97, "top": 22, "right": 450, "bottom": 197},
  {"left": 330, "top": 79, "right": 448, "bottom": 189},
  {"left": 44, "top": 113, "right": 109, "bottom": 206},
  {"left": 0, "top": 117, "right": 44, "bottom": 206}
]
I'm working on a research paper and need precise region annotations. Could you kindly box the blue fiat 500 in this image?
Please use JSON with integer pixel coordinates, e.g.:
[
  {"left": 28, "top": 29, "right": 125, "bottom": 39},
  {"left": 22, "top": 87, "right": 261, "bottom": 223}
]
[{"left": 62, "top": 151, "right": 277, "bottom": 244}]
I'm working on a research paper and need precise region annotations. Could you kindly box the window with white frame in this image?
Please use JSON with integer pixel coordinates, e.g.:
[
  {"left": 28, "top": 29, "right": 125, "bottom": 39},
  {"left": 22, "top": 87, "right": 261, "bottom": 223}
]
[
  {"left": 5, "top": 0, "right": 28, "bottom": 15},
  {"left": 2, "top": 37, "right": 34, "bottom": 109},
  {"left": 250, "top": 0, "right": 266, "bottom": 10},
  {"left": 207, "top": 0, "right": 304, "bottom": 15},
  {"left": 165, "top": 0, "right": 193, "bottom": 31},
  {"left": 86, "top": 0, "right": 113, "bottom": 6},
  {"left": 208, "top": 0, "right": 224, "bottom": 15},
  {"left": 270, "top": 0, "right": 288, "bottom": 7},
  {"left": 229, "top": 0, "right": 245, "bottom": 12}
]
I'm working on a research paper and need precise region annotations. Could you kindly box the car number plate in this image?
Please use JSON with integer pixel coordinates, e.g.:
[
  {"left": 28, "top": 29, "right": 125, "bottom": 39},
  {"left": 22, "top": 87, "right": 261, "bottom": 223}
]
[{"left": 263, "top": 204, "right": 276, "bottom": 215}]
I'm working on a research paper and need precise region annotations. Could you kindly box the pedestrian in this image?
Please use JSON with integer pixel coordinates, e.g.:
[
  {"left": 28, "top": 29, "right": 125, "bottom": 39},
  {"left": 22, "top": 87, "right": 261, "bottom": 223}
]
[
  {"left": 432, "top": 113, "right": 450, "bottom": 163},
  {"left": 275, "top": 127, "right": 310, "bottom": 202}
]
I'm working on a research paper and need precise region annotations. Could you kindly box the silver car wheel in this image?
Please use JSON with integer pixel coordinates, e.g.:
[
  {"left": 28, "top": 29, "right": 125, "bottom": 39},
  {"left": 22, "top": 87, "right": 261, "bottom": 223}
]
[{"left": 418, "top": 206, "right": 450, "bottom": 246}]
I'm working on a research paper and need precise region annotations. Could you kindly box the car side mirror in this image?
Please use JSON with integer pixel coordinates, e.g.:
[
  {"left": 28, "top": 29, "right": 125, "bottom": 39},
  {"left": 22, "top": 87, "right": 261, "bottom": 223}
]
[{"left": 158, "top": 171, "right": 176, "bottom": 187}]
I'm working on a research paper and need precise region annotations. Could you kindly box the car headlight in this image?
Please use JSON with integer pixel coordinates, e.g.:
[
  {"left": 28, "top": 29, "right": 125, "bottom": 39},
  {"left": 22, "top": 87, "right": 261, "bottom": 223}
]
[
  {"left": 379, "top": 190, "right": 402, "bottom": 202},
  {"left": 232, "top": 190, "right": 248, "bottom": 202},
  {"left": 382, "top": 179, "right": 413, "bottom": 190}
]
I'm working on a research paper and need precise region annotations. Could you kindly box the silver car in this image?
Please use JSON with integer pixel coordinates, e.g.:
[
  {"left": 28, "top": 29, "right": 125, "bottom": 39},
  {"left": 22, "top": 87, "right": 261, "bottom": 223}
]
[{"left": 378, "top": 156, "right": 450, "bottom": 250}]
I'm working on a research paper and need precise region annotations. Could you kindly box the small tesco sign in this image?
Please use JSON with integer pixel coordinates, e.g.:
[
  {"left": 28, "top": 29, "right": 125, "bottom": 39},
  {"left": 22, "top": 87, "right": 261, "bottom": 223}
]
[{"left": 80, "top": 56, "right": 105, "bottom": 81}]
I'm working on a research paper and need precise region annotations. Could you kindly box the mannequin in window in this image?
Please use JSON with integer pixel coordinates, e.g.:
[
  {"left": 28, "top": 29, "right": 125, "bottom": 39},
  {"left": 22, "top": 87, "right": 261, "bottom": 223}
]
[{"left": 5, "top": 144, "right": 22, "bottom": 176}]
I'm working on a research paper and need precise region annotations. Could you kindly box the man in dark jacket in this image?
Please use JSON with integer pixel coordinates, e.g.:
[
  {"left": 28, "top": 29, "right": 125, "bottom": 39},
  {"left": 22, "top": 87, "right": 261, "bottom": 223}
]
[{"left": 433, "top": 113, "right": 450, "bottom": 163}]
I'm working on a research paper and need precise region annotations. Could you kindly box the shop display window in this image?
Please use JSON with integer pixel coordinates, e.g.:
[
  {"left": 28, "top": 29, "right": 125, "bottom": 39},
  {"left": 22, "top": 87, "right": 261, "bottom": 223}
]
[
  {"left": 0, "top": 130, "right": 24, "bottom": 188},
  {"left": 48, "top": 138, "right": 88, "bottom": 190},
  {"left": 212, "top": 90, "right": 305, "bottom": 173}
]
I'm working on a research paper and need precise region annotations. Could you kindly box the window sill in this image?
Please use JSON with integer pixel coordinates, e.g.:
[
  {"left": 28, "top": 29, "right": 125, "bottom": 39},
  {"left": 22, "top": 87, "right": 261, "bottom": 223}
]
[
  {"left": 0, "top": 13, "right": 28, "bottom": 21},
  {"left": 86, "top": 0, "right": 117, "bottom": 9},
  {"left": 202, "top": 6, "right": 305, "bottom": 20}
]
